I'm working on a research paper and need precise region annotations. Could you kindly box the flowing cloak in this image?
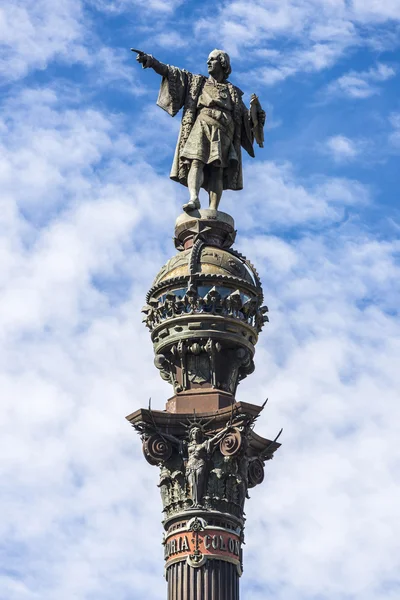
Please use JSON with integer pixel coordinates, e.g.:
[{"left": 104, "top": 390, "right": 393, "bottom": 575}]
[{"left": 156, "top": 65, "right": 255, "bottom": 191}]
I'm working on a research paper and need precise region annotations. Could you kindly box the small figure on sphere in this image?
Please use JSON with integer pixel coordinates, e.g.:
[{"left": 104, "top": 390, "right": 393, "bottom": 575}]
[{"left": 132, "top": 48, "right": 266, "bottom": 213}]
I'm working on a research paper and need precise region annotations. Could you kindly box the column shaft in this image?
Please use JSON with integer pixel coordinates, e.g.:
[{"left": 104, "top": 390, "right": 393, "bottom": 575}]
[{"left": 166, "top": 560, "right": 240, "bottom": 600}]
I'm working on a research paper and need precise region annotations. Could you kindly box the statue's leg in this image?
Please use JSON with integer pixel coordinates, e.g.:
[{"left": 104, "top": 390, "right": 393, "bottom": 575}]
[
  {"left": 183, "top": 160, "right": 204, "bottom": 212},
  {"left": 208, "top": 166, "right": 223, "bottom": 211},
  {"left": 188, "top": 470, "right": 196, "bottom": 505},
  {"left": 197, "top": 468, "right": 206, "bottom": 506},
  {"left": 191, "top": 470, "right": 198, "bottom": 506}
]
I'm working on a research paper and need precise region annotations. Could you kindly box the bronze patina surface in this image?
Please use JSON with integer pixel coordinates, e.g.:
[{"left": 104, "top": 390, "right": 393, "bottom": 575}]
[
  {"left": 127, "top": 212, "right": 280, "bottom": 600},
  {"left": 127, "top": 49, "right": 279, "bottom": 600},
  {"left": 132, "top": 49, "right": 266, "bottom": 213}
]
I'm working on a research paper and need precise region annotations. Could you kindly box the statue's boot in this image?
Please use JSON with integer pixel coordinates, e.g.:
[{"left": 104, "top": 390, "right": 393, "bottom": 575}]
[{"left": 182, "top": 199, "right": 201, "bottom": 213}]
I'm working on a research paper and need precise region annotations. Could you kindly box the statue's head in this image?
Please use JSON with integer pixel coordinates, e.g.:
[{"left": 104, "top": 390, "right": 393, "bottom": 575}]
[
  {"left": 189, "top": 426, "right": 202, "bottom": 442},
  {"left": 207, "top": 49, "right": 232, "bottom": 82}
]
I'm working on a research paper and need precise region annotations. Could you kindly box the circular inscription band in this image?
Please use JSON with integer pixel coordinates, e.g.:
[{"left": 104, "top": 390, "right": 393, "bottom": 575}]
[{"left": 164, "top": 527, "right": 242, "bottom": 574}]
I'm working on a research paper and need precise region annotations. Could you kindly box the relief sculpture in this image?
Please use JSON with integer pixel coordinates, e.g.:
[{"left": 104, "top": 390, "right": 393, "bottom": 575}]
[{"left": 137, "top": 416, "right": 271, "bottom": 519}]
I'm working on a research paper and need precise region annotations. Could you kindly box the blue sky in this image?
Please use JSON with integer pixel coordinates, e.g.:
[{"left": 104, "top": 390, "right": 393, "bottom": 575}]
[{"left": 1, "top": 1, "right": 400, "bottom": 599}]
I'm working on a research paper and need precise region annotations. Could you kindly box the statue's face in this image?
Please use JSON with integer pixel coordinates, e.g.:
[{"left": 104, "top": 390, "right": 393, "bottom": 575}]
[
  {"left": 190, "top": 427, "right": 201, "bottom": 442},
  {"left": 207, "top": 51, "right": 223, "bottom": 79}
]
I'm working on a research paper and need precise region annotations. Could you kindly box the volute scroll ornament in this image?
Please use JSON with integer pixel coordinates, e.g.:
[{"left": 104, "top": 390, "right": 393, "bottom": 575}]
[
  {"left": 248, "top": 457, "right": 265, "bottom": 488},
  {"left": 143, "top": 434, "right": 173, "bottom": 465},
  {"left": 220, "top": 427, "right": 242, "bottom": 457}
]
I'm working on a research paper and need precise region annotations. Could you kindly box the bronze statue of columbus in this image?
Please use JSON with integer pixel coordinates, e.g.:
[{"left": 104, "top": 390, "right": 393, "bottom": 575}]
[{"left": 132, "top": 48, "right": 266, "bottom": 213}]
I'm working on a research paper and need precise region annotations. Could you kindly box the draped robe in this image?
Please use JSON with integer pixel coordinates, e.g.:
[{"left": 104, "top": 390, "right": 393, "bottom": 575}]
[{"left": 156, "top": 65, "right": 255, "bottom": 192}]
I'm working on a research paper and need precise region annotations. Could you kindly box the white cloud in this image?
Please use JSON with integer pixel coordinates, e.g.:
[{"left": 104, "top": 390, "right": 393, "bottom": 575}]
[
  {"left": 257, "top": 64, "right": 296, "bottom": 85},
  {"left": 327, "top": 62, "right": 396, "bottom": 98},
  {"left": 223, "top": 160, "right": 369, "bottom": 231},
  {"left": 195, "top": 0, "right": 400, "bottom": 85},
  {"left": 0, "top": 0, "right": 147, "bottom": 91},
  {"left": 352, "top": 0, "right": 400, "bottom": 22},
  {"left": 0, "top": 0, "right": 87, "bottom": 82},
  {"left": 149, "top": 30, "right": 189, "bottom": 49},
  {"left": 333, "top": 74, "right": 375, "bottom": 98},
  {"left": 324, "top": 135, "right": 360, "bottom": 161},
  {"left": 372, "top": 62, "right": 398, "bottom": 81},
  {"left": 2, "top": 0, "right": 398, "bottom": 93},
  {"left": 88, "top": 0, "right": 183, "bottom": 15}
]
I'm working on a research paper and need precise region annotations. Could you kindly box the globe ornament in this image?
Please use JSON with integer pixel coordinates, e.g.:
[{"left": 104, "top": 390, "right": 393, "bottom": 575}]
[{"left": 141, "top": 210, "right": 269, "bottom": 411}]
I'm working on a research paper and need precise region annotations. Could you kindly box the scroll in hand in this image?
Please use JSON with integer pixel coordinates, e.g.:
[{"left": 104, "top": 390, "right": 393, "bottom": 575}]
[{"left": 250, "top": 94, "right": 265, "bottom": 148}]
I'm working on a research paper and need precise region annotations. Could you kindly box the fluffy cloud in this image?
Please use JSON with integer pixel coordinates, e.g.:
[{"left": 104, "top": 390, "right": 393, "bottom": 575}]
[
  {"left": 224, "top": 161, "right": 369, "bottom": 231},
  {"left": 88, "top": 0, "right": 183, "bottom": 14},
  {"left": 195, "top": 0, "right": 400, "bottom": 85},
  {"left": 326, "top": 62, "right": 396, "bottom": 99},
  {"left": 323, "top": 135, "right": 361, "bottom": 161},
  {"left": 0, "top": 0, "right": 87, "bottom": 81},
  {"left": 352, "top": 0, "right": 400, "bottom": 22},
  {"left": 0, "top": 0, "right": 146, "bottom": 91}
]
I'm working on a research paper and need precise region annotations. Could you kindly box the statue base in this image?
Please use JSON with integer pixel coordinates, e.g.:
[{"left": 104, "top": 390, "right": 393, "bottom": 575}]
[{"left": 174, "top": 209, "right": 236, "bottom": 250}]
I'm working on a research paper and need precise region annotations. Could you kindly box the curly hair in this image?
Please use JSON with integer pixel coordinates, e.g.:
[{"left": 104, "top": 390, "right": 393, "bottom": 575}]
[{"left": 212, "top": 49, "right": 232, "bottom": 81}]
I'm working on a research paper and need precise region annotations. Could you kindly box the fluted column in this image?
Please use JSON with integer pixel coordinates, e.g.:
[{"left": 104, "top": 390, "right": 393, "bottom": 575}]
[
  {"left": 167, "top": 559, "right": 240, "bottom": 600},
  {"left": 163, "top": 511, "right": 242, "bottom": 600}
]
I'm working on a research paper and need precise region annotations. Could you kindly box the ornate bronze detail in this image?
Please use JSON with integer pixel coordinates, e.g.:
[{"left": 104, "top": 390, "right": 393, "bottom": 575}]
[
  {"left": 143, "top": 434, "right": 173, "bottom": 465},
  {"left": 248, "top": 457, "right": 265, "bottom": 488},
  {"left": 142, "top": 286, "right": 267, "bottom": 333},
  {"left": 187, "top": 515, "right": 206, "bottom": 566},
  {"left": 128, "top": 201, "right": 283, "bottom": 598},
  {"left": 220, "top": 427, "right": 242, "bottom": 456},
  {"left": 189, "top": 239, "right": 204, "bottom": 275},
  {"left": 132, "top": 409, "right": 278, "bottom": 520}
]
